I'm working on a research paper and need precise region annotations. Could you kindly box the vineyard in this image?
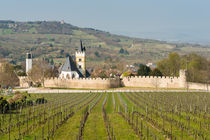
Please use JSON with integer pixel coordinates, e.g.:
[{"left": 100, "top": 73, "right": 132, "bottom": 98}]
[{"left": 0, "top": 92, "right": 210, "bottom": 140}]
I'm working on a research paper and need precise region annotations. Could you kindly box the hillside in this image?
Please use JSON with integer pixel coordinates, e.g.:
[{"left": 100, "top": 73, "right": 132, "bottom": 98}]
[{"left": 0, "top": 20, "right": 209, "bottom": 69}]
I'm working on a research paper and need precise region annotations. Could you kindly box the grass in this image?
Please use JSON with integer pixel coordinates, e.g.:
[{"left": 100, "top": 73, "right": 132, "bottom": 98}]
[
  {"left": 106, "top": 93, "right": 139, "bottom": 140},
  {"left": 82, "top": 95, "right": 107, "bottom": 140}
]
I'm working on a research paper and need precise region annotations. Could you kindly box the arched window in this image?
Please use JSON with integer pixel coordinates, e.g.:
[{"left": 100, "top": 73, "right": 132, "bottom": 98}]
[
  {"left": 66, "top": 74, "right": 70, "bottom": 79},
  {"left": 72, "top": 73, "right": 75, "bottom": 78}
]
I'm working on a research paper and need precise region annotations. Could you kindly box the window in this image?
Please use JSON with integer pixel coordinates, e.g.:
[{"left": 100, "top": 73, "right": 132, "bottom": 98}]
[
  {"left": 66, "top": 74, "right": 70, "bottom": 79},
  {"left": 72, "top": 74, "right": 75, "bottom": 78},
  {"left": 79, "top": 58, "right": 82, "bottom": 61},
  {"left": 79, "top": 65, "right": 82, "bottom": 69}
]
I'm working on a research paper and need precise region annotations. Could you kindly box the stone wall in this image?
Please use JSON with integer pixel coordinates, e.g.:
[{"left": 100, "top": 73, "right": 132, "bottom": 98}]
[
  {"left": 20, "top": 69, "right": 210, "bottom": 90},
  {"left": 188, "top": 82, "right": 209, "bottom": 91},
  {"left": 19, "top": 76, "right": 30, "bottom": 88},
  {"left": 43, "top": 77, "right": 121, "bottom": 89},
  {"left": 121, "top": 70, "right": 186, "bottom": 89}
]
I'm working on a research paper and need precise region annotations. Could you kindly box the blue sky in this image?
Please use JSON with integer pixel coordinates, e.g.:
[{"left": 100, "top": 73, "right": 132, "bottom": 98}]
[{"left": 1, "top": 0, "right": 210, "bottom": 44}]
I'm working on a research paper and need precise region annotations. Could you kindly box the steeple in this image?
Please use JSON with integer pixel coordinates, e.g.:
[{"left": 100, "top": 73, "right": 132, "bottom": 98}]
[
  {"left": 80, "top": 40, "right": 86, "bottom": 52},
  {"left": 76, "top": 40, "right": 86, "bottom": 77}
]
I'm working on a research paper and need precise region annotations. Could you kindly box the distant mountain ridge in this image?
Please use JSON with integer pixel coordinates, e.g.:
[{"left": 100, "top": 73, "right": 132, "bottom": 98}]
[{"left": 0, "top": 20, "right": 209, "bottom": 67}]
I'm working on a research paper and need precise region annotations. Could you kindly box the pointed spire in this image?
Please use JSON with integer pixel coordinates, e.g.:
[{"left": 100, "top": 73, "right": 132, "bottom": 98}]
[
  {"left": 80, "top": 40, "right": 83, "bottom": 51},
  {"left": 80, "top": 40, "right": 86, "bottom": 52}
]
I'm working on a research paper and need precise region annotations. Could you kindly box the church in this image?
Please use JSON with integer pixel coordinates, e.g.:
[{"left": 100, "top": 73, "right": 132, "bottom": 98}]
[{"left": 59, "top": 40, "right": 90, "bottom": 79}]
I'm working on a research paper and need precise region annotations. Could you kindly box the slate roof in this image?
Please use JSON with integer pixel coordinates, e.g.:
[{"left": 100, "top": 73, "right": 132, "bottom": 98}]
[{"left": 85, "top": 69, "right": 91, "bottom": 77}]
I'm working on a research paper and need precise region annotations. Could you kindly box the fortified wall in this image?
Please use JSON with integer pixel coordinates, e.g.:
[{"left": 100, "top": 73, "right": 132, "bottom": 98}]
[
  {"left": 19, "top": 76, "right": 31, "bottom": 88},
  {"left": 122, "top": 70, "right": 186, "bottom": 89},
  {"left": 43, "top": 77, "right": 121, "bottom": 89},
  {"left": 188, "top": 82, "right": 209, "bottom": 91},
  {"left": 19, "top": 69, "right": 209, "bottom": 90}
]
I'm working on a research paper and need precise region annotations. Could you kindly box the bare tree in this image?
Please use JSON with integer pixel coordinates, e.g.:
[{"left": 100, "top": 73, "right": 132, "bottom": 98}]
[
  {"left": 0, "top": 60, "right": 19, "bottom": 88},
  {"left": 28, "top": 59, "right": 56, "bottom": 87}
]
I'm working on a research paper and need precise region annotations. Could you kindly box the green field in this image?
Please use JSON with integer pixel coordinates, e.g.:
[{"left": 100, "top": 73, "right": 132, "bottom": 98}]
[{"left": 0, "top": 92, "right": 210, "bottom": 140}]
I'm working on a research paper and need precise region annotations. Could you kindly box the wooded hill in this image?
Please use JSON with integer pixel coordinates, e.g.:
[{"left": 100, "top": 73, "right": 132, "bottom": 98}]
[{"left": 0, "top": 20, "right": 209, "bottom": 68}]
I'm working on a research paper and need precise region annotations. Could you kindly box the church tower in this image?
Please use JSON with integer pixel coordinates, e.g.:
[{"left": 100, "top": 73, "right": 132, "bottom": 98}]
[
  {"left": 26, "top": 53, "right": 32, "bottom": 73},
  {"left": 75, "top": 40, "right": 86, "bottom": 77}
]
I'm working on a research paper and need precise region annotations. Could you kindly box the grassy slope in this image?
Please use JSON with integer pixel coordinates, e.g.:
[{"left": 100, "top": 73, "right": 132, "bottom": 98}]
[{"left": 0, "top": 21, "right": 210, "bottom": 67}]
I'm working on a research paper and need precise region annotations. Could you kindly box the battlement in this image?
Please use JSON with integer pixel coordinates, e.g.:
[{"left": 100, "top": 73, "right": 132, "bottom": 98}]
[
  {"left": 45, "top": 77, "right": 116, "bottom": 81},
  {"left": 19, "top": 69, "right": 187, "bottom": 89},
  {"left": 128, "top": 75, "right": 179, "bottom": 79},
  {"left": 122, "top": 70, "right": 186, "bottom": 88},
  {"left": 44, "top": 77, "right": 120, "bottom": 89},
  {"left": 75, "top": 51, "right": 85, "bottom": 57}
]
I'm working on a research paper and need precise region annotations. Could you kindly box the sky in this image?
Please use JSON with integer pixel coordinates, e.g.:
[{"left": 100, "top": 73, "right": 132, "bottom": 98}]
[{"left": 1, "top": 0, "right": 210, "bottom": 44}]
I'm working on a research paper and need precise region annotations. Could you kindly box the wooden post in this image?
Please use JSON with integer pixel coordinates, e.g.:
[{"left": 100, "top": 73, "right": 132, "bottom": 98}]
[
  {"left": 181, "top": 127, "right": 183, "bottom": 140},
  {"left": 136, "top": 116, "right": 138, "bottom": 133},
  {"left": 53, "top": 115, "right": 55, "bottom": 135},
  {"left": 27, "top": 115, "right": 29, "bottom": 134},
  {"left": 42, "top": 127, "right": 44, "bottom": 140},
  {"left": 171, "top": 120, "right": 173, "bottom": 140},
  {"left": 195, "top": 131, "right": 197, "bottom": 140},
  {"left": 0, "top": 118, "right": 1, "bottom": 131},
  {"left": 48, "top": 116, "right": 50, "bottom": 138},
  {"left": 141, "top": 120, "right": 143, "bottom": 135},
  {"left": 163, "top": 116, "right": 165, "bottom": 131}
]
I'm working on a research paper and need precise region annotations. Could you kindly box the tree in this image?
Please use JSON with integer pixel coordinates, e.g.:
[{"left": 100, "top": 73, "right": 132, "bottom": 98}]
[
  {"left": 28, "top": 60, "right": 56, "bottom": 87},
  {"left": 60, "top": 49, "right": 64, "bottom": 55},
  {"left": 137, "top": 64, "right": 151, "bottom": 76},
  {"left": 157, "top": 52, "right": 210, "bottom": 83},
  {"left": 0, "top": 60, "right": 19, "bottom": 88},
  {"left": 168, "top": 52, "right": 180, "bottom": 76},
  {"left": 157, "top": 52, "right": 180, "bottom": 76},
  {"left": 119, "top": 48, "right": 124, "bottom": 54},
  {"left": 98, "top": 71, "right": 108, "bottom": 78},
  {"left": 94, "top": 51, "right": 100, "bottom": 57},
  {"left": 157, "top": 59, "right": 170, "bottom": 76},
  {"left": 121, "top": 72, "right": 134, "bottom": 77},
  {"left": 119, "top": 48, "right": 129, "bottom": 55},
  {"left": 50, "top": 58, "right": 54, "bottom": 65},
  {"left": 150, "top": 68, "right": 163, "bottom": 76},
  {"left": 124, "top": 50, "right": 129, "bottom": 55}
]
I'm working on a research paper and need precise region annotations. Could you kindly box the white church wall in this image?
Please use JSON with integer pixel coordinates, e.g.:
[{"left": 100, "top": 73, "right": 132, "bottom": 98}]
[{"left": 59, "top": 71, "right": 79, "bottom": 79}]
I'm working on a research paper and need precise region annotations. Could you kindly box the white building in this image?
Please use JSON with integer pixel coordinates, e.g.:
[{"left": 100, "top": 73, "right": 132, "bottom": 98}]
[{"left": 26, "top": 53, "right": 32, "bottom": 73}]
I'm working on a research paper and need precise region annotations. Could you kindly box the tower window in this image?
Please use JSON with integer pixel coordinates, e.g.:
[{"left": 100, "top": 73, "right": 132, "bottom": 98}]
[
  {"left": 26, "top": 53, "right": 32, "bottom": 59},
  {"left": 79, "top": 58, "right": 82, "bottom": 61},
  {"left": 79, "top": 65, "right": 82, "bottom": 69}
]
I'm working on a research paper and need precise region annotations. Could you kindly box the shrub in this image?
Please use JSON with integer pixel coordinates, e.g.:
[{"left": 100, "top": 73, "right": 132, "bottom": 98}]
[{"left": 0, "top": 97, "right": 9, "bottom": 113}]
